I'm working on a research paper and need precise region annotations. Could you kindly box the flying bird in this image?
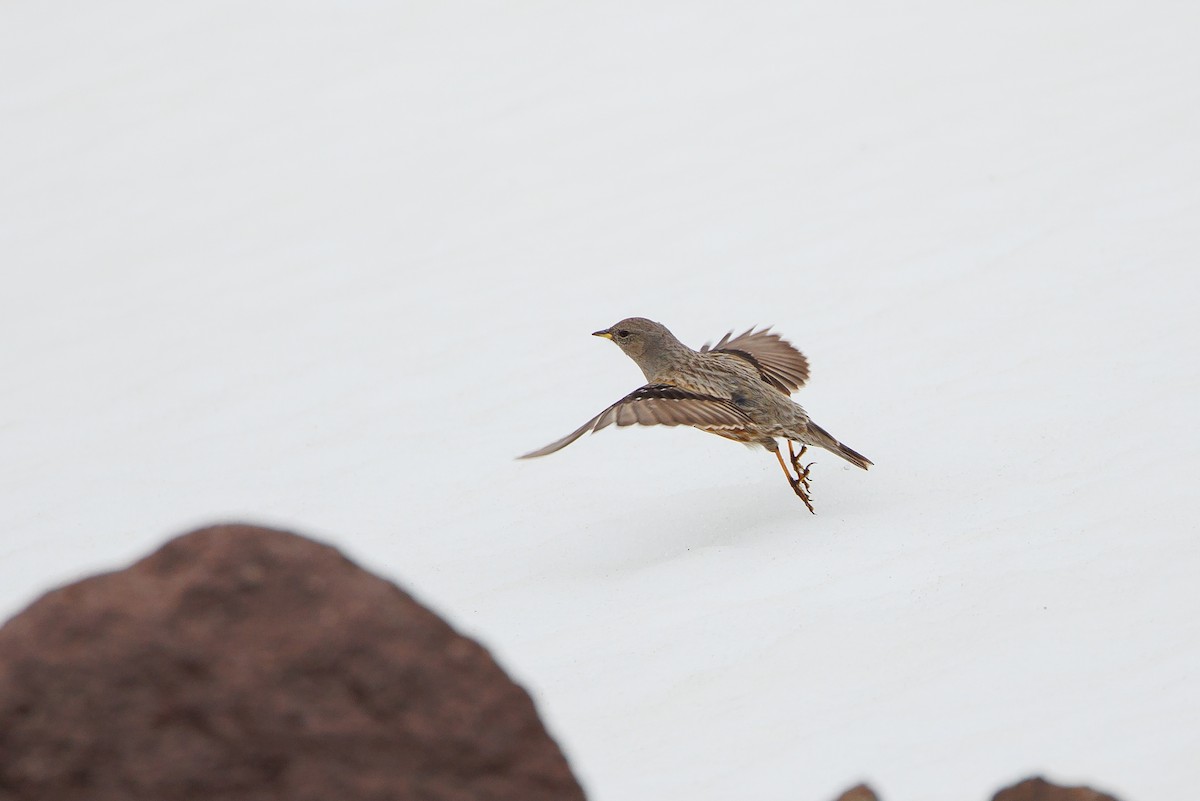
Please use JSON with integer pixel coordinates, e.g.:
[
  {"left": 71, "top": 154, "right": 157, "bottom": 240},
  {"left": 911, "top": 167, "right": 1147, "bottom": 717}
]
[{"left": 519, "top": 317, "right": 871, "bottom": 512}]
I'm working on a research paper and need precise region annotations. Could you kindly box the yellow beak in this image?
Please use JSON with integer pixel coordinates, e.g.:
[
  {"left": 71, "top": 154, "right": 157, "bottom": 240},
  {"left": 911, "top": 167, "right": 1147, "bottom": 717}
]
[{"left": 592, "top": 329, "right": 613, "bottom": 340}]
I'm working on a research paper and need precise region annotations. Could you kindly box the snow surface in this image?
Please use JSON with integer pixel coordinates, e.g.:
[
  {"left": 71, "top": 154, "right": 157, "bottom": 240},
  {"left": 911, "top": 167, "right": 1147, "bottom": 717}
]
[{"left": 2, "top": 2, "right": 1198, "bottom": 799}]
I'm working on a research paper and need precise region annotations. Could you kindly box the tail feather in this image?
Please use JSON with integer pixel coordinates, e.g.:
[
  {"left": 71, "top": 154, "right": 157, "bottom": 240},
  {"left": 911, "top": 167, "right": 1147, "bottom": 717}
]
[{"left": 805, "top": 422, "right": 873, "bottom": 470}]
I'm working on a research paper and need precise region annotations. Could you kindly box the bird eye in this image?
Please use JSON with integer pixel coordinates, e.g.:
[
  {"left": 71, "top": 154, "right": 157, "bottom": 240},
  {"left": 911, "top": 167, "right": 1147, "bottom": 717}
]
[{"left": 616, "top": 329, "right": 630, "bottom": 338}]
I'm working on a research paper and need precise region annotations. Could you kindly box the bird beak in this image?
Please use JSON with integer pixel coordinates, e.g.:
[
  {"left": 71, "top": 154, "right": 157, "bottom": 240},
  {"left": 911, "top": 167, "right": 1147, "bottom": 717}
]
[{"left": 592, "top": 329, "right": 613, "bottom": 340}]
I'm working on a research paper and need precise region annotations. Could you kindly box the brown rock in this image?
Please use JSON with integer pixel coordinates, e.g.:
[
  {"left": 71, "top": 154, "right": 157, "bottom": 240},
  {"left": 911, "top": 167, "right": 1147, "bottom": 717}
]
[
  {"left": 992, "top": 776, "right": 1121, "bottom": 801},
  {"left": 834, "top": 783, "right": 880, "bottom": 801},
  {"left": 0, "top": 524, "right": 586, "bottom": 801}
]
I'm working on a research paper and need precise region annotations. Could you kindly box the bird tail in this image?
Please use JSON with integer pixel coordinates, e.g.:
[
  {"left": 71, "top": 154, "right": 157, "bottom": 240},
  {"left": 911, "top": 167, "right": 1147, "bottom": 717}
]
[{"left": 804, "top": 422, "right": 873, "bottom": 470}]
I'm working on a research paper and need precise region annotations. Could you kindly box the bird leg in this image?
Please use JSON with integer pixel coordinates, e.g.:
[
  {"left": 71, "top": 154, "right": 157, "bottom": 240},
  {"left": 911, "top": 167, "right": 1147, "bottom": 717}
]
[
  {"left": 787, "top": 442, "right": 815, "bottom": 490},
  {"left": 774, "top": 448, "right": 815, "bottom": 514}
]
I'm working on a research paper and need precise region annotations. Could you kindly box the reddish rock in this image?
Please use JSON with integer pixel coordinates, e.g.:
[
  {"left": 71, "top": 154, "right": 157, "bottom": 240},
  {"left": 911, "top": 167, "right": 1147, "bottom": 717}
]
[
  {"left": 0, "top": 524, "right": 586, "bottom": 801},
  {"left": 833, "top": 783, "right": 880, "bottom": 801},
  {"left": 992, "top": 776, "right": 1121, "bottom": 801}
]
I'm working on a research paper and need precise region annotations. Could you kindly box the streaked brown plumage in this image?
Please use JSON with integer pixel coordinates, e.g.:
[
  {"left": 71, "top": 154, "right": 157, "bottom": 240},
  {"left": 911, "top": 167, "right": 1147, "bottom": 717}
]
[{"left": 519, "top": 317, "right": 871, "bottom": 511}]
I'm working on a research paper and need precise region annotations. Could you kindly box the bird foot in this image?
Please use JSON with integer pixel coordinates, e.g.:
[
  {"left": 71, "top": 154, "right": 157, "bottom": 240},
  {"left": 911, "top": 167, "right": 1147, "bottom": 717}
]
[
  {"left": 776, "top": 443, "right": 816, "bottom": 513},
  {"left": 789, "top": 477, "right": 816, "bottom": 514},
  {"left": 788, "top": 445, "right": 814, "bottom": 489},
  {"left": 799, "top": 462, "right": 815, "bottom": 486}
]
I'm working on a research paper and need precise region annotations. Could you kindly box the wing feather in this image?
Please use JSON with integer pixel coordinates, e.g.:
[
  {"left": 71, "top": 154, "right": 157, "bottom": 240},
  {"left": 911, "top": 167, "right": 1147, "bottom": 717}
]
[
  {"left": 518, "top": 384, "right": 752, "bottom": 459},
  {"left": 615, "top": 403, "right": 636, "bottom": 426},
  {"left": 701, "top": 326, "right": 810, "bottom": 394}
]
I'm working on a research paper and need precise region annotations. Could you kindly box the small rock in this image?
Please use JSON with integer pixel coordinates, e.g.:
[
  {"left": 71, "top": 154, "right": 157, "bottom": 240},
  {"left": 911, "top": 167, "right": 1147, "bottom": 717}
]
[
  {"left": 992, "top": 776, "right": 1122, "bottom": 801},
  {"left": 834, "top": 783, "right": 880, "bottom": 801}
]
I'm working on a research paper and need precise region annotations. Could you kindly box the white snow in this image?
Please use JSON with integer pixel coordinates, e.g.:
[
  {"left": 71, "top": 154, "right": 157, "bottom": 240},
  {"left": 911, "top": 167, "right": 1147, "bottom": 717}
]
[{"left": 2, "top": 2, "right": 1198, "bottom": 799}]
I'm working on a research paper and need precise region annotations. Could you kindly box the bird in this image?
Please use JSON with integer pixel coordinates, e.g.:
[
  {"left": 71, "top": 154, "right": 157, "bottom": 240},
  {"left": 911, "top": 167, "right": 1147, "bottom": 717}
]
[{"left": 518, "top": 317, "right": 871, "bottom": 512}]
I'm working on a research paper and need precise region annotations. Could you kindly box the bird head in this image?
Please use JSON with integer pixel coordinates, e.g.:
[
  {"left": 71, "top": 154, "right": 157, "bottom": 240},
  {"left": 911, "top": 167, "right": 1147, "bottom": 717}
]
[{"left": 592, "top": 317, "right": 685, "bottom": 379}]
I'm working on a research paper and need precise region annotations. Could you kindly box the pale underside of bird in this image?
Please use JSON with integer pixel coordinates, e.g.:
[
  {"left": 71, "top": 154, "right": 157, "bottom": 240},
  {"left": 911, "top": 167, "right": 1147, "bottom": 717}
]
[{"left": 519, "top": 318, "right": 871, "bottom": 512}]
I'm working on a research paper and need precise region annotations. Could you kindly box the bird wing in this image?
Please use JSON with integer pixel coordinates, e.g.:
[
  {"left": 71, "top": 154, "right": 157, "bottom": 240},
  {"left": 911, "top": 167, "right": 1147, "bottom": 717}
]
[
  {"left": 518, "top": 384, "right": 753, "bottom": 459},
  {"left": 700, "top": 326, "right": 810, "bottom": 394}
]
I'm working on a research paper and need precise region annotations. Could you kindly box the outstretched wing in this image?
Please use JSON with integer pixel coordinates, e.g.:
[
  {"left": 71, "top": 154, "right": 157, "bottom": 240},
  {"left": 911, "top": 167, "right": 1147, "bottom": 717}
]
[
  {"left": 518, "top": 384, "right": 752, "bottom": 459},
  {"left": 701, "top": 326, "right": 810, "bottom": 394}
]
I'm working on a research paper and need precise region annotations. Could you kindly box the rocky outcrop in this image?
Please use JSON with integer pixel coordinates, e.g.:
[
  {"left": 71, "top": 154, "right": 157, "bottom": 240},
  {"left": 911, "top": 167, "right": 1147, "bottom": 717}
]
[
  {"left": 0, "top": 524, "right": 585, "bottom": 801},
  {"left": 0, "top": 522, "right": 1134, "bottom": 801}
]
